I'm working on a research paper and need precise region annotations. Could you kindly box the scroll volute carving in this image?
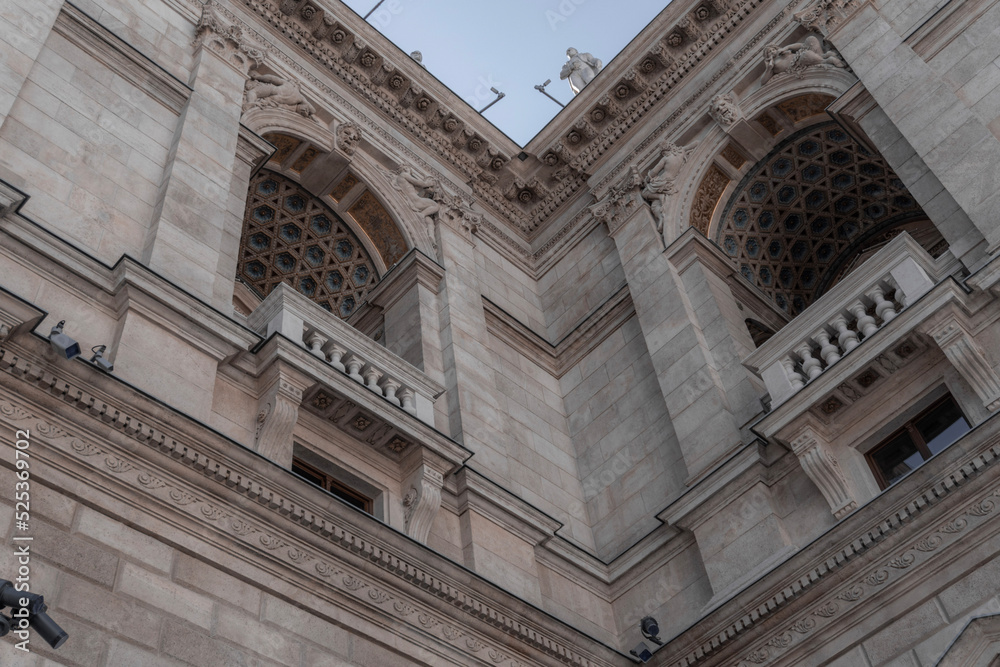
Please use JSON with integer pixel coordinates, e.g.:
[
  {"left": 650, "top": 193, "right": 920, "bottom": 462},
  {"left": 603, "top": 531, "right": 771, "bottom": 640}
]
[
  {"left": 255, "top": 370, "right": 310, "bottom": 468},
  {"left": 401, "top": 456, "right": 447, "bottom": 544}
]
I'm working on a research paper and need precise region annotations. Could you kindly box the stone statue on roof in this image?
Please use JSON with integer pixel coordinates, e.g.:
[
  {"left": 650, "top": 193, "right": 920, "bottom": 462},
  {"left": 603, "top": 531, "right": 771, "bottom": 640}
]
[{"left": 560, "top": 47, "right": 602, "bottom": 95}]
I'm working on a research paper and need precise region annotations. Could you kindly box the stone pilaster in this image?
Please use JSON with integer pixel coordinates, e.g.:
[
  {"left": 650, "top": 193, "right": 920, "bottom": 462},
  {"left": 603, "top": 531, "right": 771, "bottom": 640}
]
[
  {"left": 433, "top": 212, "right": 512, "bottom": 481},
  {"left": 596, "top": 180, "right": 746, "bottom": 480},
  {"left": 142, "top": 2, "right": 262, "bottom": 308},
  {"left": 814, "top": 0, "right": 1000, "bottom": 260},
  {"left": 0, "top": 0, "right": 63, "bottom": 131},
  {"left": 214, "top": 125, "right": 271, "bottom": 310}
]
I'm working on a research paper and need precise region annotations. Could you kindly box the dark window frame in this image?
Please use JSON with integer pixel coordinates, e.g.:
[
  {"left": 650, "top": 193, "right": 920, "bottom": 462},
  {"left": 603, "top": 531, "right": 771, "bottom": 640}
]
[
  {"left": 292, "top": 456, "right": 373, "bottom": 514},
  {"left": 865, "top": 394, "right": 969, "bottom": 489}
]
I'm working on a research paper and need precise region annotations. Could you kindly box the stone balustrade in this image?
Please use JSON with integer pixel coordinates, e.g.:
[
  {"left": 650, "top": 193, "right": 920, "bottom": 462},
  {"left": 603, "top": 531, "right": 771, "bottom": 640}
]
[
  {"left": 745, "top": 233, "right": 946, "bottom": 408},
  {"left": 248, "top": 284, "right": 443, "bottom": 424}
]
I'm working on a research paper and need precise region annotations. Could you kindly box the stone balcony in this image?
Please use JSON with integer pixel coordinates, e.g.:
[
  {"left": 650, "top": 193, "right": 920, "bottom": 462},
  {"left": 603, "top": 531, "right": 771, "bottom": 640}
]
[
  {"left": 744, "top": 233, "right": 1000, "bottom": 519},
  {"left": 744, "top": 232, "right": 957, "bottom": 411},
  {"left": 248, "top": 283, "right": 443, "bottom": 426}
]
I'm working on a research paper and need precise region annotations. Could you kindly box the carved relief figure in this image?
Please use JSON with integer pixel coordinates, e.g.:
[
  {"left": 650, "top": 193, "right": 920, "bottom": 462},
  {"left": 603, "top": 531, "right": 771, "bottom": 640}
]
[
  {"left": 390, "top": 166, "right": 444, "bottom": 226},
  {"left": 560, "top": 47, "right": 603, "bottom": 95},
  {"left": 244, "top": 71, "right": 317, "bottom": 119},
  {"left": 708, "top": 93, "right": 741, "bottom": 127},
  {"left": 641, "top": 141, "right": 699, "bottom": 232},
  {"left": 760, "top": 35, "right": 845, "bottom": 84},
  {"left": 336, "top": 121, "right": 362, "bottom": 155}
]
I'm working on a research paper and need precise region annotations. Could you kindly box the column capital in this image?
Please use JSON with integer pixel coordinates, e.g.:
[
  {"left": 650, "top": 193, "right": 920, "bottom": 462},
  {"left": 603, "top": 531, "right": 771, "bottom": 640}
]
[
  {"left": 590, "top": 166, "right": 651, "bottom": 239},
  {"left": 792, "top": 0, "right": 867, "bottom": 37},
  {"left": 194, "top": 1, "right": 264, "bottom": 75}
]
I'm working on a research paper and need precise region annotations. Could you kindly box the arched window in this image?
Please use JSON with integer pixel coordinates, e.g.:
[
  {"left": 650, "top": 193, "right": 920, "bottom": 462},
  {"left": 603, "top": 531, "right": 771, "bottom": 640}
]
[{"left": 239, "top": 169, "right": 378, "bottom": 319}]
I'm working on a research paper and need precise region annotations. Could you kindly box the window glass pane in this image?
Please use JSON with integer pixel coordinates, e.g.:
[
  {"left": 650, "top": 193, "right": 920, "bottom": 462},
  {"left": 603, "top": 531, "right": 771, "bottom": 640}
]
[
  {"left": 871, "top": 432, "right": 923, "bottom": 486},
  {"left": 292, "top": 460, "right": 325, "bottom": 487},
  {"left": 915, "top": 398, "right": 970, "bottom": 456},
  {"left": 331, "top": 487, "right": 369, "bottom": 512}
]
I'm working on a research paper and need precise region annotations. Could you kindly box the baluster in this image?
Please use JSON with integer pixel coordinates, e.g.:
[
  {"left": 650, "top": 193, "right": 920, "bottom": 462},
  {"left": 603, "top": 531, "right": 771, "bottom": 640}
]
[
  {"left": 344, "top": 354, "right": 365, "bottom": 383},
  {"left": 869, "top": 285, "right": 898, "bottom": 325},
  {"left": 782, "top": 357, "right": 806, "bottom": 391},
  {"left": 795, "top": 342, "right": 823, "bottom": 381},
  {"left": 398, "top": 387, "right": 416, "bottom": 415},
  {"left": 815, "top": 329, "right": 841, "bottom": 366},
  {"left": 305, "top": 331, "right": 326, "bottom": 358},
  {"left": 381, "top": 377, "right": 401, "bottom": 406},
  {"left": 886, "top": 276, "right": 906, "bottom": 309},
  {"left": 849, "top": 301, "right": 878, "bottom": 339},
  {"left": 831, "top": 314, "right": 859, "bottom": 353},
  {"left": 328, "top": 344, "right": 347, "bottom": 373},
  {"left": 363, "top": 365, "right": 384, "bottom": 396}
]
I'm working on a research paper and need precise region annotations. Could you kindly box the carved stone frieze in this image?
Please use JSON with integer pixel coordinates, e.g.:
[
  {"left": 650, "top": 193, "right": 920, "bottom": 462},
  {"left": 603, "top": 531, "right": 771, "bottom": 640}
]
[
  {"left": 243, "top": 69, "right": 317, "bottom": 119},
  {"left": 640, "top": 140, "right": 698, "bottom": 233},
  {"left": 232, "top": 0, "right": 776, "bottom": 243},
  {"left": 760, "top": 34, "right": 847, "bottom": 85},
  {"left": 0, "top": 350, "right": 613, "bottom": 667}
]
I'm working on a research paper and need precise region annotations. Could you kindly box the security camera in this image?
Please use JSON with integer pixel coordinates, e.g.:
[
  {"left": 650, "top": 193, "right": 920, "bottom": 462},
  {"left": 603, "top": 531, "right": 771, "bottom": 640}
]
[
  {"left": 89, "top": 345, "right": 114, "bottom": 372},
  {"left": 630, "top": 642, "right": 652, "bottom": 662},
  {"left": 640, "top": 615, "right": 663, "bottom": 644},
  {"left": 0, "top": 579, "right": 68, "bottom": 649},
  {"left": 48, "top": 320, "right": 81, "bottom": 360}
]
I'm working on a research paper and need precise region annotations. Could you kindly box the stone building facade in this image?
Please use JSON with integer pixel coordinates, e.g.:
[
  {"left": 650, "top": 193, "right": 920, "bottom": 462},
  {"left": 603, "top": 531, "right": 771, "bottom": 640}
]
[{"left": 1, "top": 0, "right": 1000, "bottom": 664}]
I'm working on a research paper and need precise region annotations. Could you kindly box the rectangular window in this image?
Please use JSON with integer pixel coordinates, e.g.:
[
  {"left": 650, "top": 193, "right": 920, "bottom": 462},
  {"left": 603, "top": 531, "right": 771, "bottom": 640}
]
[
  {"left": 866, "top": 394, "right": 970, "bottom": 489},
  {"left": 292, "top": 457, "right": 373, "bottom": 514}
]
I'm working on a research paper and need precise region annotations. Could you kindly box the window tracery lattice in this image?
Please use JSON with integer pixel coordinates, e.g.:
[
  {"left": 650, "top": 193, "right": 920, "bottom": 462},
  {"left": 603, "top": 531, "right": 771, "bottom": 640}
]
[
  {"left": 717, "top": 122, "right": 926, "bottom": 315},
  {"left": 239, "top": 170, "right": 378, "bottom": 318}
]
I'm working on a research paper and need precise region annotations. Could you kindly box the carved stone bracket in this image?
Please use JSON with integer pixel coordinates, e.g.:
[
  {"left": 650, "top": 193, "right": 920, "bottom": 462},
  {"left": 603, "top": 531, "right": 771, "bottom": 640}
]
[
  {"left": 195, "top": 1, "right": 264, "bottom": 75},
  {"left": 255, "top": 369, "right": 309, "bottom": 466},
  {"left": 925, "top": 316, "right": 1000, "bottom": 411},
  {"left": 789, "top": 424, "right": 857, "bottom": 519},
  {"left": 401, "top": 463, "right": 445, "bottom": 544}
]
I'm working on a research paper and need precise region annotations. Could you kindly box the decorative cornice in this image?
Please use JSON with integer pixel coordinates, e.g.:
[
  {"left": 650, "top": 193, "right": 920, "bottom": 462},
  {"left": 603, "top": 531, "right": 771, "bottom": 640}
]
[
  {"left": 656, "top": 420, "right": 1000, "bottom": 667},
  {"left": 0, "top": 347, "right": 623, "bottom": 667}
]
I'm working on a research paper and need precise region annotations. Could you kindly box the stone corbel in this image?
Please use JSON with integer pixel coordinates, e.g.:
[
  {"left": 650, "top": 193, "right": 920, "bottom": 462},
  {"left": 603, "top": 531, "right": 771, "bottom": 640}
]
[
  {"left": 400, "top": 452, "right": 447, "bottom": 544},
  {"left": 925, "top": 316, "right": 1000, "bottom": 411},
  {"left": 788, "top": 423, "right": 857, "bottom": 519},
  {"left": 255, "top": 367, "right": 311, "bottom": 467},
  {"left": 194, "top": 1, "right": 264, "bottom": 75}
]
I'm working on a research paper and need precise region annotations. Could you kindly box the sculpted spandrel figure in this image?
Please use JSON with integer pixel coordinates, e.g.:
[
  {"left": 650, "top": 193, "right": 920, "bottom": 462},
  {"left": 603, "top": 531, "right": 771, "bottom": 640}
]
[
  {"left": 390, "top": 166, "right": 443, "bottom": 226},
  {"left": 243, "top": 71, "right": 317, "bottom": 119},
  {"left": 760, "top": 34, "right": 846, "bottom": 84},
  {"left": 560, "top": 47, "right": 602, "bottom": 95},
  {"left": 641, "top": 141, "right": 698, "bottom": 233}
]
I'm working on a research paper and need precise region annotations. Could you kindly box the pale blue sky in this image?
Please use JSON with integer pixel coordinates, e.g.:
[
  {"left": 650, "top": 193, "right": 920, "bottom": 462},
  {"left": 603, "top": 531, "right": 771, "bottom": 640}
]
[{"left": 340, "top": 0, "right": 671, "bottom": 146}]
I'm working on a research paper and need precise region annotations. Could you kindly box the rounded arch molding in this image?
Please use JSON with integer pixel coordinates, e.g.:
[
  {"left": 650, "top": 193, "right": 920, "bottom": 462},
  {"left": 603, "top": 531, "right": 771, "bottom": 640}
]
[
  {"left": 714, "top": 120, "right": 931, "bottom": 315},
  {"left": 672, "top": 69, "right": 860, "bottom": 246}
]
